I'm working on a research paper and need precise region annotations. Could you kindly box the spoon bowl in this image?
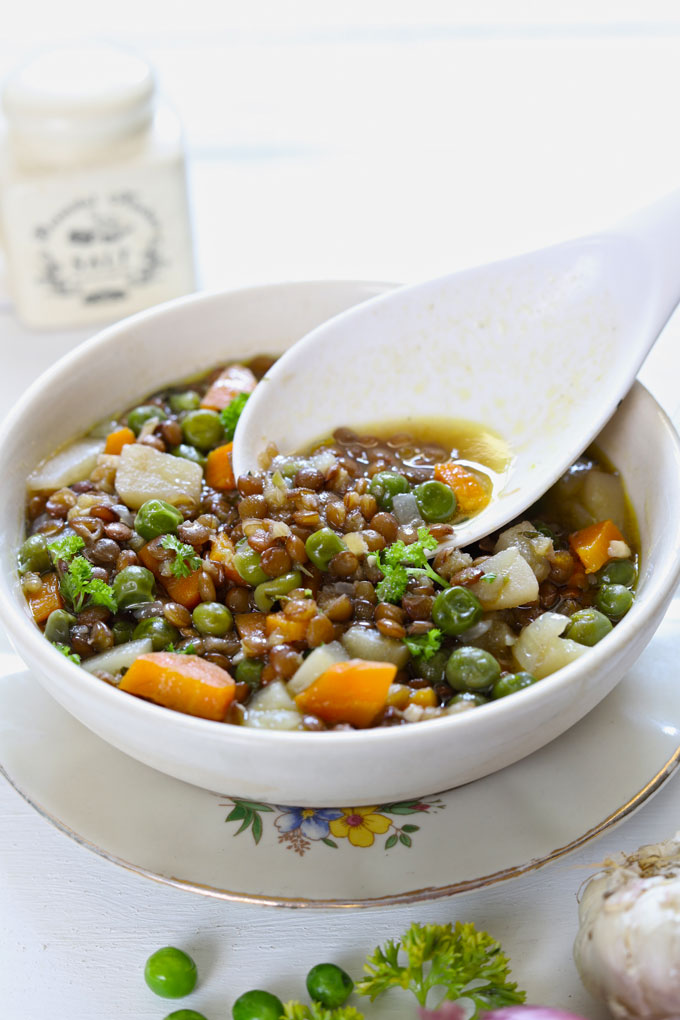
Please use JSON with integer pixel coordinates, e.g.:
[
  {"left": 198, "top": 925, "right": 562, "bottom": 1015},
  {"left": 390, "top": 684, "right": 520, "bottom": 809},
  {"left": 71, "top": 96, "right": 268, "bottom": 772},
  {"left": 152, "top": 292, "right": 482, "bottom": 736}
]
[{"left": 234, "top": 191, "right": 680, "bottom": 543}]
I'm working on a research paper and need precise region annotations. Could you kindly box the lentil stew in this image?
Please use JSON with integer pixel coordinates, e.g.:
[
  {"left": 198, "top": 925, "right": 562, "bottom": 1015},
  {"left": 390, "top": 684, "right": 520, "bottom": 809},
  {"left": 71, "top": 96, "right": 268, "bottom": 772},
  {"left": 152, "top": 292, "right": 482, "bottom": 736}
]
[{"left": 18, "top": 357, "right": 638, "bottom": 730}]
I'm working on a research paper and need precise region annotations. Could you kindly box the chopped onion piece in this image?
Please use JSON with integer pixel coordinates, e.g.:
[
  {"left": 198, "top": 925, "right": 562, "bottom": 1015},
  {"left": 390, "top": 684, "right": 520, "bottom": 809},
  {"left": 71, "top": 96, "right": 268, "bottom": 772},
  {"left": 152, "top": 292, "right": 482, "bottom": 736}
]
[
  {"left": 392, "top": 492, "right": 424, "bottom": 526},
  {"left": 513, "top": 612, "right": 587, "bottom": 679},
  {"left": 82, "top": 638, "right": 153, "bottom": 675},
  {"left": 244, "top": 680, "right": 303, "bottom": 730},
  {"left": 468, "top": 547, "right": 539, "bottom": 610},
  {"left": 344, "top": 532, "right": 368, "bottom": 556}
]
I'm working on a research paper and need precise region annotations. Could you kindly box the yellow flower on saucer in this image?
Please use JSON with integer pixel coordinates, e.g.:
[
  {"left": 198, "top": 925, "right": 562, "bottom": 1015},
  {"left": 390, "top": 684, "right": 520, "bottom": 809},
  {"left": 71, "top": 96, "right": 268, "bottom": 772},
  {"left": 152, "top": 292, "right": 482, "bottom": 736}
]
[{"left": 329, "top": 807, "right": 391, "bottom": 847}]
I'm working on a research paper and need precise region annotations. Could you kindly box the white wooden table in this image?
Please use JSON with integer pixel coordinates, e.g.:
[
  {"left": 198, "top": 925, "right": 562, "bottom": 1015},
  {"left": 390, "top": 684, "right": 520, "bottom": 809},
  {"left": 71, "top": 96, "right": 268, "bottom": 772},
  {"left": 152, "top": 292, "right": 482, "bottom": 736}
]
[{"left": 4, "top": 13, "right": 680, "bottom": 1017}]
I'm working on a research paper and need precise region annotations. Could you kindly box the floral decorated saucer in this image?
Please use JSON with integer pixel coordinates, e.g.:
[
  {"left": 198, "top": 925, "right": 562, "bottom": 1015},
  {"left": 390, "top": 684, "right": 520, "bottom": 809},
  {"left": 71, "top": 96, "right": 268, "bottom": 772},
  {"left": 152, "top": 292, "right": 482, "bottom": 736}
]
[{"left": 2, "top": 594, "right": 680, "bottom": 908}]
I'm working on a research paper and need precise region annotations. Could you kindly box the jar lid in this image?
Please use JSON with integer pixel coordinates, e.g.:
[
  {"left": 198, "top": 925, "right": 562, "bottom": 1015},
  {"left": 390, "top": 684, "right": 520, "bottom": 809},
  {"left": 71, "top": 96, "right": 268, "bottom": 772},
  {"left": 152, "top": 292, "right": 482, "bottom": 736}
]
[{"left": 2, "top": 45, "right": 156, "bottom": 164}]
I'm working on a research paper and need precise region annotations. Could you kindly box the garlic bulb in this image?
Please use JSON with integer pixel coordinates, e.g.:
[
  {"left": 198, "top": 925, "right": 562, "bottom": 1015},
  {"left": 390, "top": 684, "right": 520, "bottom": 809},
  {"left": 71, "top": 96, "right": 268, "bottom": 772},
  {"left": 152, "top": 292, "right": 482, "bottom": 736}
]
[{"left": 573, "top": 833, "right": 680, "bottom": 1019}]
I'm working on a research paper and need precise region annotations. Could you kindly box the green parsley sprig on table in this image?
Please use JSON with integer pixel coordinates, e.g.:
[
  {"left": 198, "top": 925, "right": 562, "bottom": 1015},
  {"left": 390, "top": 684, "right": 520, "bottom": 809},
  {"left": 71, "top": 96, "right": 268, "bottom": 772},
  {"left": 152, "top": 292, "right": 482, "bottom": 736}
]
[
  {"left": 374, "top": 527, "right": 447, "bottom": 604},
  {"left": 357, "top": 921, "right": 526, "bottom": 1014},
  {"left": 160, "top": 534, "right": 202, "bottom": 578},
  {"left": 60, "top": 556, "right": 117, "bottom": 613},
  {"left": 283, "top": 1004, "right": 364, "bottom": 1020},
  {"left": 220, "top": 392, "right": 250, "bottom": 441}
]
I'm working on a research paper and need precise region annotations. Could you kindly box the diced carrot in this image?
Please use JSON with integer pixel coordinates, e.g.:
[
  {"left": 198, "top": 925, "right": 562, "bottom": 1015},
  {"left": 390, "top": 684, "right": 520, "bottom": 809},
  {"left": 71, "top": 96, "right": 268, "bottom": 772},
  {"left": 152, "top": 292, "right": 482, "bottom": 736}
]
[
  {"left": 200, "top": 365, "right": 256, "bottom": 411},
  {"left": 27, "top": 572, "right": 63, "bottom": 624},
  {"left": 104, "top": 426, "right": 136, "bottom": 455},
  {"left": 569, "top": 519, "right": 627, "bottom": 574},
  {"left": 119, "top": 652, "right": 235, "bottom": 721},
  {"left": 138, "top": 541, "right": 202, "bottom": 609},
  {"left": 433, "top": 462, "right": 491, "bottom": 513},
  {"left": 294, "top": 659, "right": 396, "bottom": 728},
  {"left": 235, "top": 612, "right": 267, "bottom": 656},
  {"left": 409, "top": 687, "right": 438, "bottom": 708},
  {"left": 265, "top": 612, "right": 308, "bottom": 643},
  {"left": 205, "top": 442, "right": 235, "bottom": 491},
  {"left": 208, "top": 532, "right": 243, "bottom": 585},
  {"left": 163, "top": 571, "right": 203, "bottom": 609}
]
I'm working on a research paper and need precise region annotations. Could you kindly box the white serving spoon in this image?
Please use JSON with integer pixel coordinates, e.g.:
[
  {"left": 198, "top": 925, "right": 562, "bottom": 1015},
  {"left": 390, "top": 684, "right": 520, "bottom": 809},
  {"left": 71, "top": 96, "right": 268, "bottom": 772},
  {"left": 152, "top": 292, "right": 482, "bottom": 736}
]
[{"left": 234, "top": 190, "right": 680, "bottom": 545}]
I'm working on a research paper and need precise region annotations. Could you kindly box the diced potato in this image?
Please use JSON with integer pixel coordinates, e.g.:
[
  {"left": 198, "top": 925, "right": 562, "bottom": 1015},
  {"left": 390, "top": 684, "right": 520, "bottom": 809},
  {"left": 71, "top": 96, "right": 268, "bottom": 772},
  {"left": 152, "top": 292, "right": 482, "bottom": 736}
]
[
  {"left": 115, "top": 443, "right": 202, "bottom": 510},
  {"left": 28, "top": 438, "right": 105, "bottom": 492},
  {"left": 244, "top": 680, "right": 303, "bottom": 730},
  {"left": 468, "top": 547, "right": 539, "bottom": 610},
  {"left": 287, "top": 642, "right": 347, "bottom": 695},
  {"left": 580, "top": 470, "right": 627, "bottom": 535},
  {"left": 513, "top": 612, "right": 588, "bottom": 679},
  {"left": 341, "top": 625, "right": 410, "bottom": 668},
  {"left": 494, "top": 521, "right": 554, "bottom": 582}
]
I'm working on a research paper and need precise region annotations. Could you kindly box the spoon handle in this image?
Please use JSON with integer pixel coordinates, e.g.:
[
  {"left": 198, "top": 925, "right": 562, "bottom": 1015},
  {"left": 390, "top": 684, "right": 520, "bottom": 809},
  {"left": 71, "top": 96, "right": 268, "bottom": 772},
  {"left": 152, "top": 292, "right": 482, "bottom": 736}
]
[{"left": 614, "top": 188, "right": 680, "bottom": 344}]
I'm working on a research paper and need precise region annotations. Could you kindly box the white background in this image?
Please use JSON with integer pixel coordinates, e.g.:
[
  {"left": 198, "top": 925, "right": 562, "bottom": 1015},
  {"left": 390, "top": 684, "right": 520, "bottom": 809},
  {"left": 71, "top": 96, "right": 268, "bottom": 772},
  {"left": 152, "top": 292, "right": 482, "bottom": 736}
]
[{"left": 4, "top": 4, "right": 680, "bottom": 1017}]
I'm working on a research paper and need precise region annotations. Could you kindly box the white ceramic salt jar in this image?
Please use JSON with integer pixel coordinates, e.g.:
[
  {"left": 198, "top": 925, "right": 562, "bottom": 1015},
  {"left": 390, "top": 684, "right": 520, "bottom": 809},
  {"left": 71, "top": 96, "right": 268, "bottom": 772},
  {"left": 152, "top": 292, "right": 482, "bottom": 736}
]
[{"left": 0, "top": 45, "right": 196, "bottom": 328}]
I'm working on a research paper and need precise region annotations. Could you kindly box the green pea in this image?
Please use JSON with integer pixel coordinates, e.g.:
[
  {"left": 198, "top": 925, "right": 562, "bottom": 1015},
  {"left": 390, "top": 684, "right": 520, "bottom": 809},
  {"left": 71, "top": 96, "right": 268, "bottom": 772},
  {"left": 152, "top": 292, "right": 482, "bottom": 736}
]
[
  {"left": 446, "top": 646, "right": 501, "bottom": 691},
  {"left": 163, "top": 1011, "right": 208, "bottom": 1020},
  {"left": 305, "top": 528, "right": 345, "bottom": 571},
  {"left": 233, "top": 541, "right": 268, "bottom": 586},
  {"left": 169, "top": 390, "right": 201, "bottom": 413},
  {"left": 112, "top": 619, "right": 136, "bottom": 645},
  {"left": 127, "top": 404, "right": 167, "bottom": 436},
  {"left": 564, "top": 608, "right": 613, "bottom": 646},
  {"left": 135, "top": 499, "right": 184, "bottom": 541},
  {"left": 18, "top": 534, "right": 51, "bottom": 574},
  {"left": 596, "top": 583, "right": 634, "bottom": 620},
  {"left": 171, "top": 444, "right": 207, "bottom": 467},
  {"left": 368, "top": 471, "right": 410, "bottom": 511},
  {"left": 306, "top": 963, "right": 354, "bottom": 1008},
  {"left": 254, "top": 571, "right": 302, "bottom": 612},
  {"left": 232, "top": 990, "right": 284, "bottom": 1020},
  {"left": 432, "top": 586, "right": 483, "bottom": 636},
  {"left": 181, "top": 409, "right": 223, "bottom": 451},
  {"left": 414, "top": 480, "right": 457, "bottom": 522},
  {"left": 144, "top": 946, "right": 197, "bottom": 999},
  {"left": 235, "top": 658, "right": 264, "bottom": 688},
  {"left": 133, "top": 617, "right": 180, "bottom": 651},
  {"left": 192, "top": 602, "right": 233, "bottom": 636},
  {"left": 112, "top": 565, "right": 156, "bottom": 610},
  {"left": 597, "top": 559, "right": 637, "bottom": 587},
  {"left": 447, "top": 691, "right": 489, "bottom": 711},
  {"left": 491, "top": 671, "right": 538, "bottom": 699},
  {"left": 44, "top": 608, "right": 76, "bottom": 644},
  {"left": 412, "top": 648, "right": 449, "bottom": 685}
]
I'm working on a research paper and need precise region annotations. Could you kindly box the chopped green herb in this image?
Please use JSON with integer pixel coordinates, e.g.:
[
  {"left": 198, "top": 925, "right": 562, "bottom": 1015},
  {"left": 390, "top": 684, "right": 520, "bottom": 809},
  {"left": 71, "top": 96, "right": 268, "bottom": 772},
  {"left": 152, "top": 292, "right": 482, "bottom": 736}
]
[
  {"left": 160, "top": 534, "right": 201, "bottom": 578},
  {"left": 481, "top": 572, "right": 497, "bottom": 583},
  {"left": 357, "top": 921, "right": 525, "bottom": 1013},
  {"left": 219, "top": 392, "right": 250, "bottom": 441},
  {"left": 53, "top": 643, "right": 81, "bottom": 664},
  {"left": 166, "top": 642, "right": 197, "bottom": 655},
  {"left": 375, "top": 528, "right": 446, "bottom": 604},
  {"left": 48, "top": 534, "right": 85, "bottom": 564},
  {"left": 59, "top": 556, "right": 118, "bottom": 614},
  {"left": 282, "top": 1003, "right": 364, "bottom": 1020},
  {"left": 404, "top": 628, "right": 442, "bottom": 661}
]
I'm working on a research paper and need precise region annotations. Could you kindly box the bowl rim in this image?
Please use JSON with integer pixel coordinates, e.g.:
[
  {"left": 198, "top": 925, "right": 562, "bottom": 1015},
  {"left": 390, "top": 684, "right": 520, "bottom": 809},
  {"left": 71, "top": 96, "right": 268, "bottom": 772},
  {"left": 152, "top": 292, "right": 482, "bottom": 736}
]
[{"left": 2, "top": 281, "right": 680, "bottom": 752}]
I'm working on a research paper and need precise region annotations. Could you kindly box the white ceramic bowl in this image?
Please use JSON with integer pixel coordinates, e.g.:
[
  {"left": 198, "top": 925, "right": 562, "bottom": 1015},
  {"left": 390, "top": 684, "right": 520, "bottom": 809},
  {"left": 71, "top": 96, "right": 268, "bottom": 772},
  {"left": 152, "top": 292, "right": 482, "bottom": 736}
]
[{"left": 1, "top": 281, "right": 680, "bottom": 807}]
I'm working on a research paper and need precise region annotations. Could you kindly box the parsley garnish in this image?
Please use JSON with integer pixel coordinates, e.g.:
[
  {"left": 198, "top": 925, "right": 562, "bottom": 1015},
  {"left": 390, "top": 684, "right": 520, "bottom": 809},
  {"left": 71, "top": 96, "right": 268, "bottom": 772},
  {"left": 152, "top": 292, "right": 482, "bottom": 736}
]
[
  {"left": 166, "top": 642, "right": 197, "bottom": 655},
  {"left": 404, "top": 628, "right": 442, "bottom": 661},
  {"left": 283, "top": 1004, "right": 364, "bottom": 1020},
  {"left": 53, "top": 643, "right": 81, "bottom": 665},
  {"left": 60, "top": 556, "right": 118, "bottom": 613},
  {"left": 374, "top": 528, "right": 446, "bottom": 604},
  {"left": 219, "top": 392, "right": 250, "bottom": 441},
  {"left": 160, "top": 534, "right": 201, "bottom": 578},
  {"left": 48, "top": 534, "right": 85, "bottom": 564},
  {"left": 357, "top": 921, "right": 525, "bottom": 1013}
]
